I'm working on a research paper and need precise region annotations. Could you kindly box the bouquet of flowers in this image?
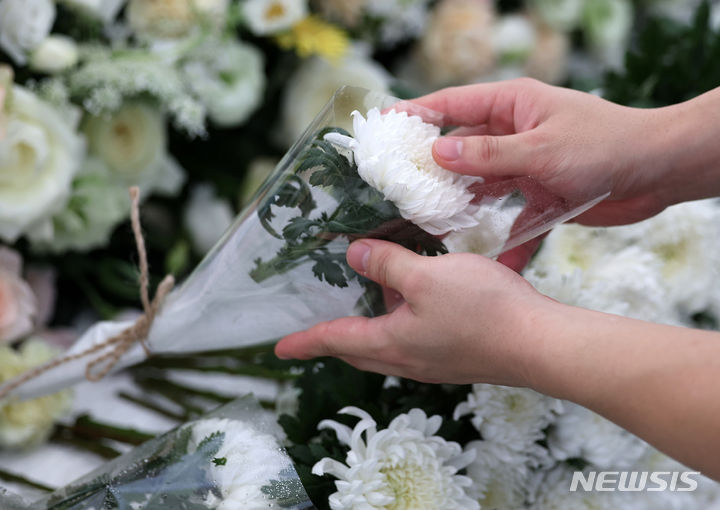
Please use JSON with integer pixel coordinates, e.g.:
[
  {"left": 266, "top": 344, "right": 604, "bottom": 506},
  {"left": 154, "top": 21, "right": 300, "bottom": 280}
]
[{"left": 0, "top": 85, "right": 608, "bottom": 402}]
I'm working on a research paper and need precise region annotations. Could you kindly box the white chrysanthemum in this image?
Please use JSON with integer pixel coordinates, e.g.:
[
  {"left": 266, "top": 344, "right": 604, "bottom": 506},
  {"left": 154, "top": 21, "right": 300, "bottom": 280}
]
[
  {"left": 68, "top": 52, "right": 206, "bottom": 136},
  {"left": 280, "top": 46, "right": 391, "bottom": 146},
  {"left": 365, "top": 0, "right": 432, "bottom": 47},
  {"left": 243, "top": 0, "right": 307, "bottom": 35},
  {"left": 313, "top": 406, "right": 478, "bottom": 510},
  {"left": 83, "top": 102, "right": 185, "bottom": 197},
  {"left": 464, "top": 439, "right": 537, "bottom": 508},
  {"left": 181, "top": 38, "right": 265, "bottom": 128},
  {"left": 529, "top": 464, "right": 638, "bottom": 510},
  {"left": 188, "top": 417, "right": 291, "bottom": 509},
  {"left": 27, "top": 157, "right": 130, "bottom": 253},
  {"left": 325, "top": 108, "right": 485, "bottom": 235},
  {"left": 183, "top": 184, "right": 235, "bottom": 254},
  {"left": 0, "top": 339, "right": 73, "bottom": 449},
  {"left": 548, "top": 402, "right": 648, "bottom": 469},
  {"left": 455, "top": 384, "right": 563, "bottom": 452},
  {"left": 442, "top": 195, "right": 524, "bottom": 257},
  {"left": 0, "top": 0, "right": 55, "bottom": 65},
  {"left": 0, "top": 85, "right": 85, "bottom": 243}
]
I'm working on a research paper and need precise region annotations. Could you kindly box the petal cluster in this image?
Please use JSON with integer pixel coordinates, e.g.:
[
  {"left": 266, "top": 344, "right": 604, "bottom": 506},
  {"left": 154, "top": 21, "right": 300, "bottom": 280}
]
[
  {"left": 325, "top": 108, "right": 485, "bottom": 236},
  {"left": 313, "top": 406, "right": 478, "bottom": 510}
]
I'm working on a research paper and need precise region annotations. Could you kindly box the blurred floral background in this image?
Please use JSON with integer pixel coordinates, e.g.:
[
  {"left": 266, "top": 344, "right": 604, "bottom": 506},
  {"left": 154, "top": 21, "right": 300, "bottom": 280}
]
[{"left": 1, "top": 0, "right": 720, "bottom": 508}]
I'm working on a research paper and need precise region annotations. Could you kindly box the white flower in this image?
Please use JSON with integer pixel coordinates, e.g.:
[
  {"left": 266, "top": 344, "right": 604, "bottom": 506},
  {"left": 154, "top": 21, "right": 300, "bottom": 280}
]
[
  {"left": 0, "top": 338, "right": 73, "bottom": 449},
  {"left": 27, "top": 157, "right": 131, "bottom": 253},
  {"left": 548, "top": 402, "right": 649, "bottom": 469},
  {"left": 365, "top": 0, "right": 432, "bottom": 47},
  {"left": 29, "top": 35, "right": 79, "bottom": 74},
  {"left": 0, "top": 85, "right": 85, "bottom": 242},
  {"left": 243, "top": 0, "right": 308, "bottom": 35},
  {"left": 58, "top": 0, "right": 126, "bottom": 23},
  {"left": 183, "top": 184, "right": 235, "bottom": 254},
  {"left": 69, "top": 52, "right": 206, "bottom": 136},
  {"left": 83, "top": 101, "right": 185, "bottom": 197},
  {"left": 274, "top": 382, "right": 301, "bottom": 418},
  {"left": 582, "top": 0, "right": 634, "bottom": 69},
  {"left": 325, "top": 108, "right": 487, "bottom": 235},
  {"left": 416, "top": 0, "right": 495, "bottom": 87},
  {"left": 280, "top": 47, "right": 391, "bottom": 146},
  {"left": 127, "top": 0, "right": 229, "bottom": 39},
  {"left": 454, "top": 384, "right": 563, "bottom": 452},
  {"left": 181, "top": 39, "right": 265, "bottom": 128},
  {"left": 529, "top": 464, "right": 636, "bottom": 510},
  {"left": 493, "top": 14, "right": 537, "bottom": 63},
  {"left": 188, "top": 417, "right": 291, "bottom": 509},
  {"left": 464, "top": 439, "right": 537, "bottom": 508},
  {"left": 0, "top": 0, "right": 56, "bottom": 65},
  {"left": 442, "top": 195, "right": 524, "bottom": 257},
  {"left": 0, "top": 248, "right": 36, "bottom": 344},
  {"left": 313, "top": 406, "right": 478, "bottom": 510},
  {"left": 530, "top": 0, "right": 584, "bottom": 31}
]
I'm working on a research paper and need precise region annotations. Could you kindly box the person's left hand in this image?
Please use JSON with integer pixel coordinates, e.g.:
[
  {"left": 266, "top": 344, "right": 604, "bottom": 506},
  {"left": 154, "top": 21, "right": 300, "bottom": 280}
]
[{"left": 275, "top": 239, "right": 556, "bottom": 386}]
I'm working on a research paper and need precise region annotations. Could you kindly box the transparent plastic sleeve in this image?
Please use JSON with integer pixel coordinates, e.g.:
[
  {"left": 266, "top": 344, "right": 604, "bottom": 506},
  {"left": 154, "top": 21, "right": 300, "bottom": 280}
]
[
  {"left": 33, "top": 396, "right": 316, "bottom": 510},
  {"left": 0, "top": 86, "right": 608, "bottom": 401}
]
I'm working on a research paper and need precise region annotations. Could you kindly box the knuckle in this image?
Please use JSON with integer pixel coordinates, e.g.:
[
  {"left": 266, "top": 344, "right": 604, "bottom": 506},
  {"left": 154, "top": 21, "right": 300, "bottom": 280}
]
[
  {"left": 469, "top": 136, "right": 501, "bottom": 166},
  {"left": 512, "top": 77, "right": 541, "bottom": 89},
  {"left": 370, "top": 247, "right": 395, "bottom": 287},
  {"left": 399, "top": 263, "right": 429, "bottom": 296}
]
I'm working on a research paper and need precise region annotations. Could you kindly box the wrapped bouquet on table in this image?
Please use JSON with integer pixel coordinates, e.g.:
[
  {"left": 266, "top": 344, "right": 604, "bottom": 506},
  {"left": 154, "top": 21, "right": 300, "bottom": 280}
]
[{"left": 0, "top": 86, "right": 607, "bottom": 403}]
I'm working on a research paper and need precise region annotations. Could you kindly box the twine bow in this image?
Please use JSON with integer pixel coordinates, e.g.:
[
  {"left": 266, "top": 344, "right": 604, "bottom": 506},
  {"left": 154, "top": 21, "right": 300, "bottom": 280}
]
[{"left": 0, "top": 187, "right": 174, "bottom": 400}]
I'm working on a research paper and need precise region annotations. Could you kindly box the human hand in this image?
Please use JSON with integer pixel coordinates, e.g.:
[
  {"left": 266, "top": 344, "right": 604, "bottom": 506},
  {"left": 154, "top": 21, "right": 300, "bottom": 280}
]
[
  {"left": 275, "top": 239, "right": 555, "bottom": 385},
  {"left": 414, "top": 78, "right": 688, "bottom": 228}
]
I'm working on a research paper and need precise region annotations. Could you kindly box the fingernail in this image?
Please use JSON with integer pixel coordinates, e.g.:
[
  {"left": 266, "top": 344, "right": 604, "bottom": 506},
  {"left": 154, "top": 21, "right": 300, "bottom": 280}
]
[
  {"left": 434, "top": 137, "right": 463, "bottom": 162},
  {"left": 347, "top": 241, "right": 372, "bottom": 274}
]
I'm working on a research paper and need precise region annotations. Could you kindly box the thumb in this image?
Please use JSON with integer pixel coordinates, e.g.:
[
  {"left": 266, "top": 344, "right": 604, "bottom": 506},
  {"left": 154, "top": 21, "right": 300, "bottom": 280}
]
[
  {"left": 433, "top": 134, "right": 535, "bottom": 178},
  {"left": 346, "top": 239, "right": 424, "bottom": 295}
]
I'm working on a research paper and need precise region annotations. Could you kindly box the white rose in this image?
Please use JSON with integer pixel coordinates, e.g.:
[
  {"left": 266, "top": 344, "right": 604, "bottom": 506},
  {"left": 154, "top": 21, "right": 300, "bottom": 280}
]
[
  {"left": 181, "top": 39, "right": 265, "bottom": 128},
  {"left": 58, "top": 0, "right": 126, "bottom": 23},
  {"left": 28, "top": 158, "right": 132, "bottom": 253},
  {"left": 0, "top": 248, "right": 37, "bottom": 344},
  {"left": 127, "top": 0, "right": 229, "bottom": 39},
  {"left": 83, "top": 102, "right": 185, "bottom": 196},
  {"left": 183, "top": 184, "right": 235, "bottom": 254},
  {"left": 0, "top": 0, "right": 56, "bottom": 65},
  {"left": 280, "top": 46, "right": 391, "bottom": 145},
  {"left": 0, "top": 86, "right": 85, "bottom": 242},
  {"left": 243, "top": 0, "right": 308, "bottom": 35},
  {"left": 29, "top": 36, "right": 79, "bottom": 74}
]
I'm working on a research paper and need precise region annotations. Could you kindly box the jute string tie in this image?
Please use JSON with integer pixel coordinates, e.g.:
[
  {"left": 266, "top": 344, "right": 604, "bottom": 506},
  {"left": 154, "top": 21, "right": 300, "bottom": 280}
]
[{"left": 0, "top": 187, "right": 174, "bottom": 400}]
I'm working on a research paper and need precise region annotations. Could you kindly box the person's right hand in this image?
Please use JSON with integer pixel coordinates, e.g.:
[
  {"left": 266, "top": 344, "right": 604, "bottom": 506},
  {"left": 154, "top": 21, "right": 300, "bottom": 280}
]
[{"left": 412, "top": 79, "right": 720, "bottom": 228}]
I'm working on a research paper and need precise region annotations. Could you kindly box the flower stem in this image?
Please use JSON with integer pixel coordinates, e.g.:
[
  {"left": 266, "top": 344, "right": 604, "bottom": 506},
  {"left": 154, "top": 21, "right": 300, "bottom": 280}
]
[{"left": 0, "top": 467, "right": 55, "bottom": 492}]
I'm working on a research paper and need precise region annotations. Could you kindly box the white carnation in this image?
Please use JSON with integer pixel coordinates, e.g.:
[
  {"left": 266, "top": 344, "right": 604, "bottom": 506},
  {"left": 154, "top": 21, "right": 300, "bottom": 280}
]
[
  {"left": 313, "top": 406, "right": 478, "bottom": 510},
  {"left": 83, "top": 101, "right": 185, "bottom": 197},
  {"left": 0, "top": 85, "right": 85, "bottom": 242},
  {"left": 181, "top": 39, "right": 265, "bottom": 128},
  {"left": 548, "top": 402, "right": 649, "bottom": 469},
  {"left": 243, "top": 0, "right": 307, "bottom": 35},
  {"left": 280, "top": 47, "right": 391, "bottom": 146},
  {"left": 455, "top": 384, "right": 563, "bottom": 452},
  {"left": 0, "top": 0, "right": 55, "bottom": 65},
  {"left": 325, "top": 108, "right": 487, "bottom": 235},
  {"left": 183, "top": 184, "right": 235, "bottom": 254},
  {"left": 188, "top": 417, "right": 291, "bottom": 509}
]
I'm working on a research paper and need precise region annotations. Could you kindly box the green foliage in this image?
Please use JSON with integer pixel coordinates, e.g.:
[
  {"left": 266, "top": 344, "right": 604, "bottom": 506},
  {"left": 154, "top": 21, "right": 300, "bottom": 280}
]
[
  {"left": 604, "top": 1, "right": 720, "bottom": 107},
  {"left": 251, "top": 127, "right": 447, "bottom": 289}
]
